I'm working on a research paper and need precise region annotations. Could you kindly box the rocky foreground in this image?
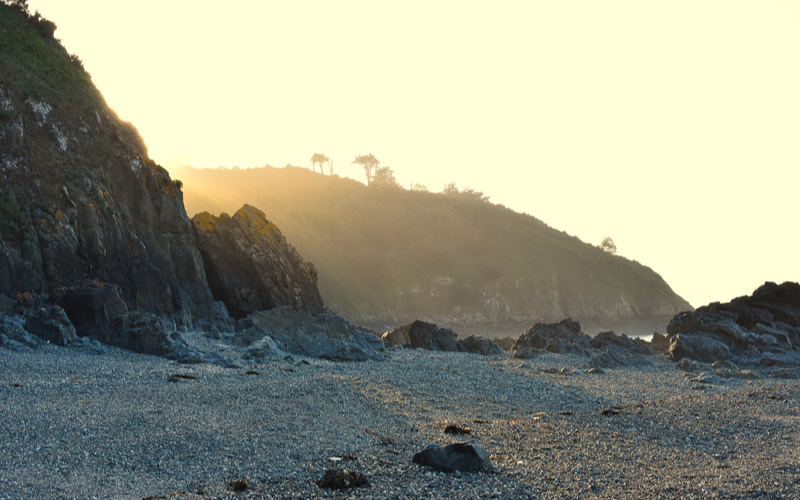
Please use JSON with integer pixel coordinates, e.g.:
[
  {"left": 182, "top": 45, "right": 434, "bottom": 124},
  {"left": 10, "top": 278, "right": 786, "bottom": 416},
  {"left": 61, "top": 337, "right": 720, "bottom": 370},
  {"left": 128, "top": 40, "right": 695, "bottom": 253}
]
[{"left": 1, "top": 336, "right": 799, "bottom": 500}]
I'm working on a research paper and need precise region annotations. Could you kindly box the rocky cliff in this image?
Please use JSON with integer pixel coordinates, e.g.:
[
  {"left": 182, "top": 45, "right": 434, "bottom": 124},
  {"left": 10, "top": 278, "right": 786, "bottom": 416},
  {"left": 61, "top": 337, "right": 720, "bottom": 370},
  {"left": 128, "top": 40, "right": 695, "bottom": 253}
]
[
  {"left": 0, "top": 5, "right": 359, "bottom": 359},
  {"left": 0, "top": 4, "right": 212, "bottom": 328}
]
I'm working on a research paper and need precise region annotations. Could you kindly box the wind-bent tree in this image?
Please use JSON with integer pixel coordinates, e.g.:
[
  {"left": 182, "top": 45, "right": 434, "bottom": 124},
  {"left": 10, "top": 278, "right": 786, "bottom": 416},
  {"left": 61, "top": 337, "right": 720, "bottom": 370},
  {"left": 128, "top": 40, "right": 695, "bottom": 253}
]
[
  {"left": 352, "top": 154, "right": 380, "bottom": 186},
  {"left": 310, "top": 153, "right": 329, "bottom": 174}
]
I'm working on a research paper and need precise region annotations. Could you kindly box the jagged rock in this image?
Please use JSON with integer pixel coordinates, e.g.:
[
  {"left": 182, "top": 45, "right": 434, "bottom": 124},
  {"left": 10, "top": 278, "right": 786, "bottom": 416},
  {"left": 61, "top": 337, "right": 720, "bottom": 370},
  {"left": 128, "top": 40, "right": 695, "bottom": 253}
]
[
  {"left": 666, "top": 282, "right": 800, "bottom": 376},
  {"left": 459, "top": 335, "right": 505, "bottom": 356},
  {"left": 234, "top": 307, "right": 384, "bottom": 362},
  {"left": 192, "top": 206, "right": 325, "bottom": 320},
  {"left": 512, "top": 319, "right": 592, "bottom": 357},
  {"left": 413, "top": 442, "right": 491, "bottom": 473},
  {"left": 381, "top": 320, "right": 503, "bottom": 355}
]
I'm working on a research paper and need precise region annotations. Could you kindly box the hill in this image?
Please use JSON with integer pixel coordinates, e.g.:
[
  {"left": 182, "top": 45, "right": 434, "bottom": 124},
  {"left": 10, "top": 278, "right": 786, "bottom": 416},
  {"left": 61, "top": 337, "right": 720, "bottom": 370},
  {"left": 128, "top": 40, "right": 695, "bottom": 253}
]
[{"left": 174, "top": 165, "right": 693, "bottom": 335}]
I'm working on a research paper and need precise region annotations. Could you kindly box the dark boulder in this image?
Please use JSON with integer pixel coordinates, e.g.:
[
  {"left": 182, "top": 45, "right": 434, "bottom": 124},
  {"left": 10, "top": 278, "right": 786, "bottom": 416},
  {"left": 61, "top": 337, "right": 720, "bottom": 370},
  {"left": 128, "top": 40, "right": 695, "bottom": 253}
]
[
  {"left": 666, "top": 282, "right": 800, "bottom": 375},
  {"left": 512, "top": 319, "right": 592, "bottom": 357},
  {"left": 459, "top": 335, "right": 505, "bottom": 356},
  {"left": 381, "top": 320, "right": 503, "bottom": 355},
  {"left": 192, "top": 206, "right": 325, "bottom": 320},
  {"left": 413, "top": 442, "right": 491, "bottom": 473}
]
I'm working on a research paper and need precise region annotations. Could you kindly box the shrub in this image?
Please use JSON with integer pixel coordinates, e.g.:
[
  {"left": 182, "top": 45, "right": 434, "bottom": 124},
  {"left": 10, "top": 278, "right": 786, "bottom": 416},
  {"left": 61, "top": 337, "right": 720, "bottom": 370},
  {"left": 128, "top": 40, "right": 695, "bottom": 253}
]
[{"left": 30, "top": 11, "right": 57, "bottom": 38}]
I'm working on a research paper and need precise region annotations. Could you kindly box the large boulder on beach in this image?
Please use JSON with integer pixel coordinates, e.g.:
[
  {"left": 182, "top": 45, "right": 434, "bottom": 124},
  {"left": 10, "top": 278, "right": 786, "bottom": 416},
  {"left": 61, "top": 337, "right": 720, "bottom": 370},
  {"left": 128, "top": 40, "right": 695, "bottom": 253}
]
[
  {"left": 413, "top": 442, "right": 491, "bottom": 473},
  {"left": 666, "top": 281, "right": 800, "bottom": 375},
  {"left": 381, "top": 320, "right": 503, "bottom": 355}
]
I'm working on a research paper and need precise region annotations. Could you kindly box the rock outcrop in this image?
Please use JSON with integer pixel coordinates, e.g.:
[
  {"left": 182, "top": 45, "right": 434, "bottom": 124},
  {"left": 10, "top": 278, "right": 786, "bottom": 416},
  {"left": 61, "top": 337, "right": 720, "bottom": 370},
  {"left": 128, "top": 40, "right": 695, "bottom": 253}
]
[
  {"left": 381, "top": 320, "right": 504, "bottom": 356},
  {"left": 191, "top": 206, "right": 324, "bottom": 320},
  {"left": 511, "top": 319, "right": 655, "bottom": 368},
  {"left": 666, "top": 281, "right": 800, "bottom": 377},
  {"left": 0, "top": 5, "right": 382, "bottom": 362}
]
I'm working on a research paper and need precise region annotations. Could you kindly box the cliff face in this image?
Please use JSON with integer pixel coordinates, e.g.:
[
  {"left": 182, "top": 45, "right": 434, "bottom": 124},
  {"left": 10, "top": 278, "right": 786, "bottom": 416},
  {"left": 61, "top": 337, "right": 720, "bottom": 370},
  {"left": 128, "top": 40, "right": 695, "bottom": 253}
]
[
  {"left": 0, "top": 5, "right": 212, "bottom": 327},
  {"left": 0, "top": 5, "right": 324, "bottom": 344}
]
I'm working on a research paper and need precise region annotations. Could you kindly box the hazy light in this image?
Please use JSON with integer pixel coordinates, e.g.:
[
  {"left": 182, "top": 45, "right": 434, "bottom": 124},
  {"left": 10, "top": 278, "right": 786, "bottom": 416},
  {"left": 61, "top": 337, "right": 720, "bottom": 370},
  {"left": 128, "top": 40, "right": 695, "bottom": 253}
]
[{"left": 28, "top": 0, "right": 800, "bottom": 307}]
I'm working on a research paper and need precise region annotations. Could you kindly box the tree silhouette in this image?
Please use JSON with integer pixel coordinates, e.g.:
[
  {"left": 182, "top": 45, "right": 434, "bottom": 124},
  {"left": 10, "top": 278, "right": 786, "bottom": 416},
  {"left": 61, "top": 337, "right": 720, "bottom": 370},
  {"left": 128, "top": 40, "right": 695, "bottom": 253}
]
[
  {"left": 352, "top": 154, "right": 380, "bottom": 186},
  {"left": 310, "top": 153, "right": 329, "bottom": 174},
  {"left": 600, "top": 237, "right": 617, "bottom": 255}
]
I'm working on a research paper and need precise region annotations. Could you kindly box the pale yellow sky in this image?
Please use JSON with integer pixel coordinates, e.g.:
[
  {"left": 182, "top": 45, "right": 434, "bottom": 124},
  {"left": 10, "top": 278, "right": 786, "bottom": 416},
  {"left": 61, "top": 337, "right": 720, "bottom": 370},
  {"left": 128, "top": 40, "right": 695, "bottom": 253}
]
[{"left": 28, "top": 0, "right": 800, "bottom": 308}]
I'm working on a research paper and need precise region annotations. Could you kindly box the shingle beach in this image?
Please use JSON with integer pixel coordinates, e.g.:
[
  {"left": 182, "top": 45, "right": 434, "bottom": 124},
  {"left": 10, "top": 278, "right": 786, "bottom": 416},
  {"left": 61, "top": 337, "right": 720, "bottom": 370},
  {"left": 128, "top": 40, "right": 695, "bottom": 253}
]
[{"left": 1, "top": 341, "right": 798, "bottom": 499}]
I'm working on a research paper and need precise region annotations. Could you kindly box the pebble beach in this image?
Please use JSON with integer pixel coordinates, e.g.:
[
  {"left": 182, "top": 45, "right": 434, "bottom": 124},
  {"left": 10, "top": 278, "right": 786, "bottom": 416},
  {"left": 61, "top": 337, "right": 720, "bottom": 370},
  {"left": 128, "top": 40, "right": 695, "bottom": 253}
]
[{"left": 1, "top": 340, "right": 799, "bottom": 499}]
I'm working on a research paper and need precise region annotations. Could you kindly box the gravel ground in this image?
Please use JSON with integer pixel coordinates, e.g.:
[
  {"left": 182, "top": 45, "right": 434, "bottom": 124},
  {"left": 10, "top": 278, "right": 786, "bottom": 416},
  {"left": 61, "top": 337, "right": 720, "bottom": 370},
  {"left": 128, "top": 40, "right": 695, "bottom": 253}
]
[{"left": 1, "top": 336, "right": 799, "bottom": 500}]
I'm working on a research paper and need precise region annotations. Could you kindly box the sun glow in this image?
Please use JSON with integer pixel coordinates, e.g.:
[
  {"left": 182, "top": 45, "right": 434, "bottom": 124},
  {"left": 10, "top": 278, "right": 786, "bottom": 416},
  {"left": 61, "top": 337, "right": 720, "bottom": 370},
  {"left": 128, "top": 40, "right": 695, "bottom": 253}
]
[{"left": 26, "top": 0, "right": 800, "bottom": 307}]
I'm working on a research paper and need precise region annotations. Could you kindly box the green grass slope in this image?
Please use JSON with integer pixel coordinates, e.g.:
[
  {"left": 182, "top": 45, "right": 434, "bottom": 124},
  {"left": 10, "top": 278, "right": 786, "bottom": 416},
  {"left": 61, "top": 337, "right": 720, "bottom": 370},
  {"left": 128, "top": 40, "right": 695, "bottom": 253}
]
[{"left": 175, "top": 165, "right": 692, "bottom": 334}]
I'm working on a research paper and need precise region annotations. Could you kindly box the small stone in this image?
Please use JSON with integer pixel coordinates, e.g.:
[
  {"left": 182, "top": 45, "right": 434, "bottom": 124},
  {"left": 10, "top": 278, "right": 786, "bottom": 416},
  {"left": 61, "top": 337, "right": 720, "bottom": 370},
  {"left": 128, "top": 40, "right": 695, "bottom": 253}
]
[
  {"left": 444, "top": 424, "right": 473, "bottom": 435},
  {"left": 229, "top": 478, "right": 249, "bottom": 491},
  {"left": 316, "top": 469, "right": 370, "bottom": 489}
]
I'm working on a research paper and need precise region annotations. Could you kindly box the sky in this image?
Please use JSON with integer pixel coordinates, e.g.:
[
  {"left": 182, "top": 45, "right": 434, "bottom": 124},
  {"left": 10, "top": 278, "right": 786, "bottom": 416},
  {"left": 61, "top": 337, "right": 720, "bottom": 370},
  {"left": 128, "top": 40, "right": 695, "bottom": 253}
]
[{"left": 27, "top": 0, "right": 800, "bottom": 308}]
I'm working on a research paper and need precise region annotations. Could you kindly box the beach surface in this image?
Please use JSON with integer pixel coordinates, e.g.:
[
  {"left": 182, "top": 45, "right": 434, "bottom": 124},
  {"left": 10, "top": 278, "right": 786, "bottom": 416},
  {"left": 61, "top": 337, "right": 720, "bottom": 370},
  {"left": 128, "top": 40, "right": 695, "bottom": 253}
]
[{"left": 1, "top": 341, "right": 798, "bottom": 499}]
